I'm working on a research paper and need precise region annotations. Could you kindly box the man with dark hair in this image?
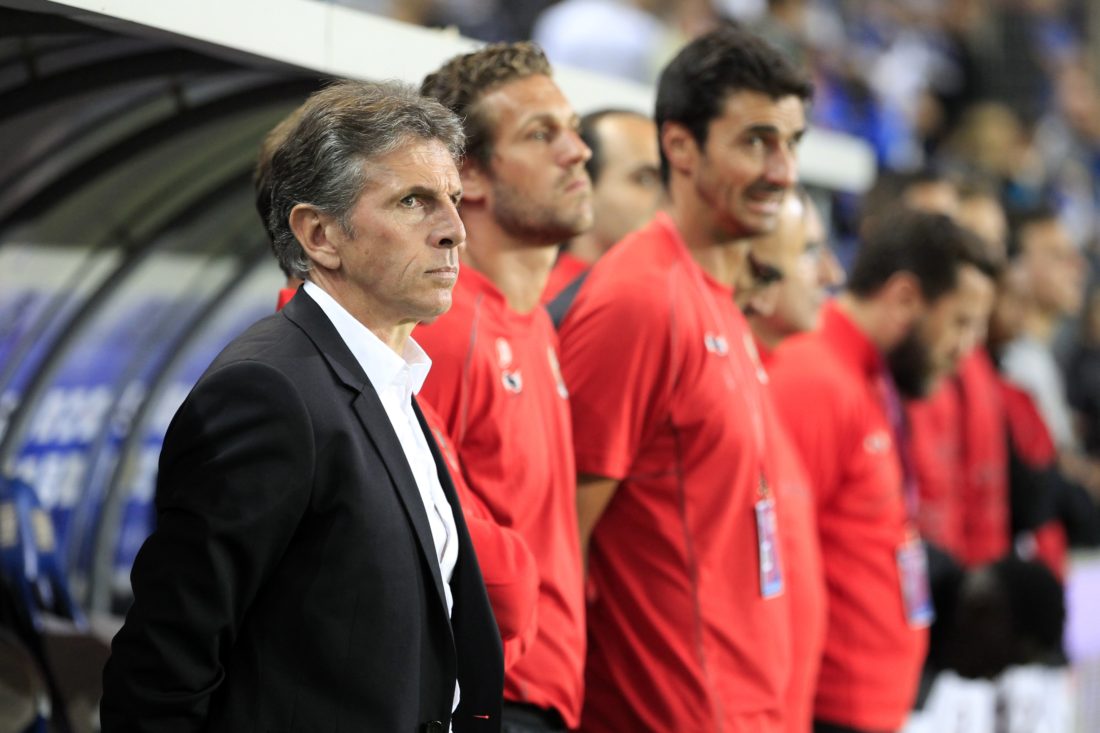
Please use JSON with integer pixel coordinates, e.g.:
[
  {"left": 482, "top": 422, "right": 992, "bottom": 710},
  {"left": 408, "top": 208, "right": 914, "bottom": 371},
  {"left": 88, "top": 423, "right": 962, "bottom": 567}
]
[
  {"left": 767, "top": 209, "right": 994, "bottom": 733},
  {"left": 101, "top": 80, "right": 503, "bottom": 732},
  {"left": 417, "top": 42, "right": 591, "bottom": 733},
  {"left": 558, "top": 24, "right": 812, "bottom": 732},
  {"left": 541, "top": 108, "right": 661, "bottom": 303}
]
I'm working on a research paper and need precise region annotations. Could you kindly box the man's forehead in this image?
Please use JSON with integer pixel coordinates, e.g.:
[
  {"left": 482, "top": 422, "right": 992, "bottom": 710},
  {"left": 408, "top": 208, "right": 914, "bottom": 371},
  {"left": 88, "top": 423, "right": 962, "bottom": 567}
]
[
  {"left": 715, "top": 90, "right": 806, "bottom": 129},
  {"left": 481, "top": 74, "right": 571, "bottom": 123},
  {"left": 362, "top": 139, "right": 460, "bottom": 187}
]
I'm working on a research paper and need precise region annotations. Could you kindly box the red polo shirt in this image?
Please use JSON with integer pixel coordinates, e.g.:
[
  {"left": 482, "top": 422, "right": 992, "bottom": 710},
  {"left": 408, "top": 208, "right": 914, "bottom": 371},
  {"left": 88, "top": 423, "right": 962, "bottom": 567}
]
[
  {"left": 956, "top": 349, "right": 1010, "bottom": 565},
  {"left": 907, "top": 381, "right": 966, "bottom": 558},
  {"left": 999, "top": 378, "right": 1068, "bottom": 579},
  {"left": 540, "top": 250, "right": 589, "bottom": 304},
  {"left": 757, "top": 339, "right": 828, "bottom": 733},
  {"left": 414, "top": 266, "right": 585, "bottom": 727},
  {"left": 560, "top": 213, "right": 791, "bottom": 733},
  {"left": 768, "top": 302, "right": 929, "bottom": 732},
  {"left": 276, "top": 287, "right": 297, "bottom": 311},
  {"left": 416, "top": 400, "right": 539, "bottom": 670}
]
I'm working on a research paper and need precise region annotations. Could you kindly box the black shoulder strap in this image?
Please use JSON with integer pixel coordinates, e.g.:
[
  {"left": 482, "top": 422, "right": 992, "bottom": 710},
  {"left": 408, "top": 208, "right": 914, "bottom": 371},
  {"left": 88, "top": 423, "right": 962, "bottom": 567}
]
[{"left": 547, "top": 270, "right": 590, "bottom": 330}]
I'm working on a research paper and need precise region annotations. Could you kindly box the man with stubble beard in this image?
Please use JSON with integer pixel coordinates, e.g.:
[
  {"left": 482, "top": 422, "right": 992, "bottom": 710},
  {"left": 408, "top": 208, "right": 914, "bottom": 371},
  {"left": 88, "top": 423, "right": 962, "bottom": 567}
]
[
  {"left": 557, "top": 25, "right": 811, "bottom": 733},
  {"left": 415, "top": 42, "right": 592, "bottom": 733},
  {"left": 767, "top": 209, "right": 994, "bottom": 733}
]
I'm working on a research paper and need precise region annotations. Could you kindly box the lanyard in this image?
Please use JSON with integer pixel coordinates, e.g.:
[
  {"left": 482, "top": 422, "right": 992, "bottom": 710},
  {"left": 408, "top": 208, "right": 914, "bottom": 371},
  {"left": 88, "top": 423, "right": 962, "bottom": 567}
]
[{"left": 873, "top": 367, "right": 921, "bottom": 524}]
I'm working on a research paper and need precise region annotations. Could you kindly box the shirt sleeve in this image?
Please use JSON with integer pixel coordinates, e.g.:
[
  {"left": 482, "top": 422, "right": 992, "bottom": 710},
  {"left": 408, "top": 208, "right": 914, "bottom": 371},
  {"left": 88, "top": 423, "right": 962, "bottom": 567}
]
[
  {"left": 558, "top": 277, "right": 672, "bottom": 480},
  {"left": 417, "top": 398, "right": 539, "bottom": 670},
  {"left": 101, "top": 360, "right": 313, "bottom": 731}
]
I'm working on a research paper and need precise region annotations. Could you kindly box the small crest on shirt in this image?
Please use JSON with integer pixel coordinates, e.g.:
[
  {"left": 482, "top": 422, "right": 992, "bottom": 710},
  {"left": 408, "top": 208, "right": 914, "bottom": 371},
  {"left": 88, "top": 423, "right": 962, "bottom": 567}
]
[
  {"left": 547, "top": 346, "right": 569, "bottom": 400},
  {"left": 863, "top": 430, "right": 892, "bottom": 454},
  {"left": 501, "top": 370, "right": 524, "bottom": 394},
  {"left": 496, "top": 337, "right": 513, "bottom": 369},
  {"left": 704, "top": 332, "right": 729, "bottom": 356}
]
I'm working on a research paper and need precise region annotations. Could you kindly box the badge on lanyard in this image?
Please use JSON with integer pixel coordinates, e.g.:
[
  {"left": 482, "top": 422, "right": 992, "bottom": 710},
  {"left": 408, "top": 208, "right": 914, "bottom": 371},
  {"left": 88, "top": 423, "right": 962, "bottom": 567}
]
[
  {"left": 755, "top": 476, "right": 784, "bottom": 599},
  {"left": 897, "top": 531, "right": 934, "bottom": 628}
]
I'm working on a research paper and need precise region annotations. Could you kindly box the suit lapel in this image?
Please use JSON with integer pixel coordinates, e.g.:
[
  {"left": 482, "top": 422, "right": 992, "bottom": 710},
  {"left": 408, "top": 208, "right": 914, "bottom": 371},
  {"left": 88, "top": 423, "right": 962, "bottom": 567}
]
[{"left": 282, "top": 293, "right": 449, "bottom": 618}]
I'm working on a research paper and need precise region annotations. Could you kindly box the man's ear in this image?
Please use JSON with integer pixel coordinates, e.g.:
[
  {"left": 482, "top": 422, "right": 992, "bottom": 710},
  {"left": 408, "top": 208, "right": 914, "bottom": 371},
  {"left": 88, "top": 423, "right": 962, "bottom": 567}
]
[
  {"left": 289, "top": 204, "right": 342, "bottom": 271},
  {"left": 880, "top": 271, "right": 925, "bottom": 336},
  {"left": 459, "top": 159, "right": 490, "bottom": 204},
  {"left": 661, "top": 121, "right": 699, "bottom": 180}
]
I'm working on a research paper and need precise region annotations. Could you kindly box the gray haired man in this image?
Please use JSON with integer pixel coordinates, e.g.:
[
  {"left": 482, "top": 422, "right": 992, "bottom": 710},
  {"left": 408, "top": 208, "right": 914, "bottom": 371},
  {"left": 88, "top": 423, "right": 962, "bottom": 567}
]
[{"left": 101, "top": 80, "right": 504, "bottom": 733}]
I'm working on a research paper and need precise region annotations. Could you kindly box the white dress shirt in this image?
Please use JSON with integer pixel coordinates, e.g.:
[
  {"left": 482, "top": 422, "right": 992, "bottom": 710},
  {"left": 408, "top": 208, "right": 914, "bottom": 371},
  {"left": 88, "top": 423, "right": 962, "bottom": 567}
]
[{"left": 303, "top": 282, "right": 460, "bottom": 718}]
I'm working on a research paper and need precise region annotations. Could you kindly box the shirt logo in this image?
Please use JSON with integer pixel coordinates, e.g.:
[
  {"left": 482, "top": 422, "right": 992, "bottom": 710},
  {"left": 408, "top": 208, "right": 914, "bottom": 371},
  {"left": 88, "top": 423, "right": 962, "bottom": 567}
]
[
  {"left": 864, "top": 430, "right": 892, "bottom": 454},
  {"left": 496, "top": 336, "right": 523, "bottom": 394},
  {"left": 496, "top": 337, "right": 513, "bottom": 369},
  {"left": 501, "top": 370, "right": 523, "bottom": 394},
  {"left": 547, "top": 346, "right": 569, "bottom": 400},
  {"left": 704, "top": 332, "right": 729, "bottom": 356}
]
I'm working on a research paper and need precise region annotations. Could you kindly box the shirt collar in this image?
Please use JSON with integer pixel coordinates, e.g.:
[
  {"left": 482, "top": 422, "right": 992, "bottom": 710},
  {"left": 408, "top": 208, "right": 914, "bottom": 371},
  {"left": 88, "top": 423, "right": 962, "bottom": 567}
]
[
  {"left": 821, "top": 299, "right": 885, "bottom": 379},
  {"left": 303, "top": 281, "right": 432, "bottom": 396}
]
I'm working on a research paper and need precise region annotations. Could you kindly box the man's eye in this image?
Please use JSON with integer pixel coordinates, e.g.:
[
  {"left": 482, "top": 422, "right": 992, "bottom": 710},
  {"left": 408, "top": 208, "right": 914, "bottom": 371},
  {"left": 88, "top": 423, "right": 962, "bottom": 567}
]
[
  {"left": 635, "top": 170, "right": 661, "bottom": 188},
  {"left": 400, "top": 195, "right": 420, "bottom": 207}
]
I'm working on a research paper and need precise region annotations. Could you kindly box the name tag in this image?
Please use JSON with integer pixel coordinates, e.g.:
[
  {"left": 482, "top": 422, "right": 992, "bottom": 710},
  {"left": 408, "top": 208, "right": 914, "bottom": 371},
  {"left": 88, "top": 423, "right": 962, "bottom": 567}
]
[
  {"left": 897, "top": 536, "right": 935, "bottom": 628},
  {"left": 755, "top": 497, "right": 784, "bottom": 599}
]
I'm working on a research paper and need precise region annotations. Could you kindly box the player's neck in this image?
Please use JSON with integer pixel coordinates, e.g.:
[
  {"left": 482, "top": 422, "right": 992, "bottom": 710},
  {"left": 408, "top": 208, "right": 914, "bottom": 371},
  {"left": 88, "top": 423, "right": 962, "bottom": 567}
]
[
  {"left": 668, "top": 191, "right": 752, "bottom": 289},
  {"left": 460, "top": 218, "right": 558, "bottom": 314},
  {"left": 836, "top": 292, "right": 893, "bottom": 352},
  {"left": 565, "top": 232, "right": 605, "bottom": 266},
  {"left": 748, "top": 317, "right": 784, "bottom": 352}
]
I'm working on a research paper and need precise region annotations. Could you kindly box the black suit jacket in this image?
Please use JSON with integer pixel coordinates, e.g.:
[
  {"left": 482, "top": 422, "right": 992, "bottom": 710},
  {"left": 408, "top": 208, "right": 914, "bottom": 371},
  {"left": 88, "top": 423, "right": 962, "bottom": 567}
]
[{"left": 101, "top": 292, "right": 503, "bottom": 733}]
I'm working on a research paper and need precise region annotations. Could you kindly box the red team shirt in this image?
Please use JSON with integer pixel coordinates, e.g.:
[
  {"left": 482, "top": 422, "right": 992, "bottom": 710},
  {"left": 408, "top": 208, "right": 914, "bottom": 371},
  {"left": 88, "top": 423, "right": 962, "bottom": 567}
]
[
  {"left": 768, "top": 302, "right": 929, "bottom": 733},
  {"left": 907, "top": 380, "right": 966, "bottom": 558},
  {"left": 416, "top": 400, "right": 540, "bottom": 670},
  {"left": 757, "top": 340, "right": 828, "bottom": 733},
  {"left": 955, "top": 349, "right": 1010, "bottom": 565},
  {"left": 999, "top": 378, "right": 1069, "bottom": 579},
  {"left": 907, "top": 348, "right": 1011, "bottom": 566},
  {"left": 414, "top": 266, "right": 585, "bottom": 727},
  {"left": 559, "top": 213, "right": 791, "bottom": 733}
]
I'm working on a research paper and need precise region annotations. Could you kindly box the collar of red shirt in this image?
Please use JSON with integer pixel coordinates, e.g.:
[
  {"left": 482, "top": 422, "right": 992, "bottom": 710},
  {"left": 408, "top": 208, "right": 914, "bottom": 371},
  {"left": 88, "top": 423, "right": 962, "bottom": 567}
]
[{"left": 821, "top": 300, "right": 887, "bottom": 380}]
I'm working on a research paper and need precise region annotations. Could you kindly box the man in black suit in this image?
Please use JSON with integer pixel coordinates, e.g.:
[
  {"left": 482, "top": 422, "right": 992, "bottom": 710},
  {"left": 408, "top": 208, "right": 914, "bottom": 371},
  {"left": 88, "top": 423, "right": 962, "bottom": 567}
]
[{"left": 100, "top": 80, "right": 504, "bottom": 733}]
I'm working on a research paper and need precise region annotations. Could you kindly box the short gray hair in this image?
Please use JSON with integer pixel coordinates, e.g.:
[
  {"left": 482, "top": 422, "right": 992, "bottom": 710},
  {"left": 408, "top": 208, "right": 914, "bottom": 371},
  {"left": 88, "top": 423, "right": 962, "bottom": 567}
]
[{"left": 264, "top": 79, "right": 465, "bottom": 279}]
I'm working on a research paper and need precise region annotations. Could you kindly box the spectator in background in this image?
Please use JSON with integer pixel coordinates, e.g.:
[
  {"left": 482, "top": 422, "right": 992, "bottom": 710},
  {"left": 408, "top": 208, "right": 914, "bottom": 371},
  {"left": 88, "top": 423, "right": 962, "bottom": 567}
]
[
  {"left": 559, "top": 24, "right": 811, "bottom": 733},
  {"left": 532, "top": 0, "right": 670, "bottom": 83},
  {"left": 102, "top": 80, "right": 504, "bottom": 732},
  {"left": 740, "top": 189, "right": 842, "bottom": 733},
  {"left": 1068, "top": 285, "right": 1100, "bottom": 460},
  {"left": 1001, "top": 208, "right": 1086, "bottom": 452},
  {"left": 768, "top": 210, "right": 994, "bottom": 733},
  {"left": 417, "top": 42, "right": 591, "bottom": 733},
  {"left": 542, "top": 108, "right": 662, "bottom": 308}
]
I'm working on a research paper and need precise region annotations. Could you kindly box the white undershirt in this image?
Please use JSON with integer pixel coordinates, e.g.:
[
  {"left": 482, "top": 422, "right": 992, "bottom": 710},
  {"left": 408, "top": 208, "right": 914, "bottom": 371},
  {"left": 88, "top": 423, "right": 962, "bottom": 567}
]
[{"left": 303, "top": 282, "right": 460, "bottom": 719}]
